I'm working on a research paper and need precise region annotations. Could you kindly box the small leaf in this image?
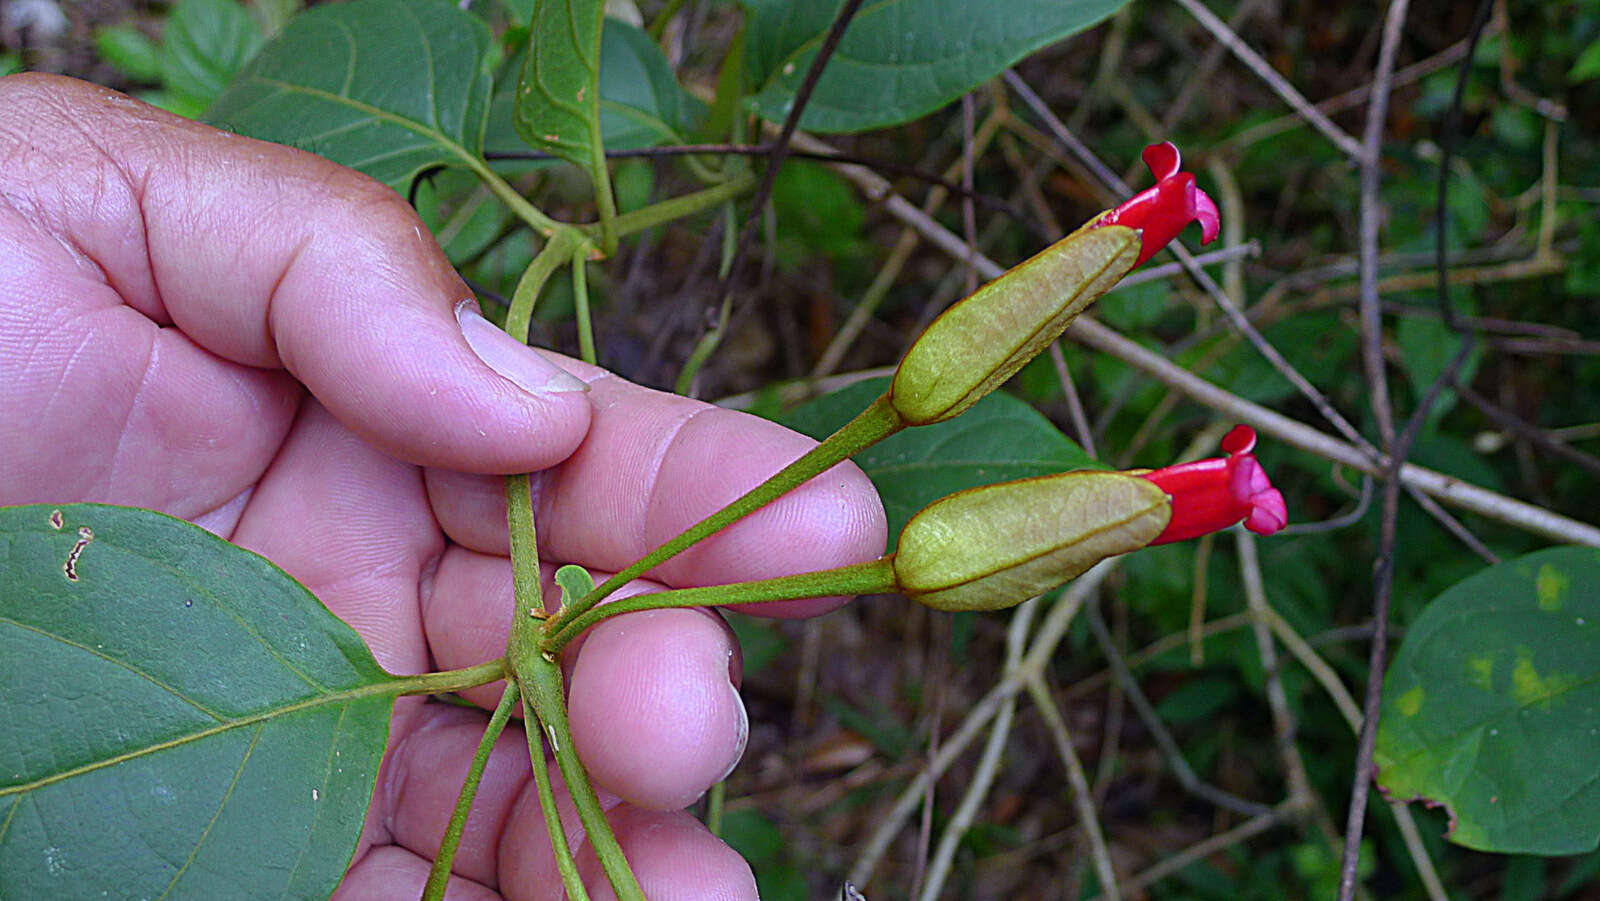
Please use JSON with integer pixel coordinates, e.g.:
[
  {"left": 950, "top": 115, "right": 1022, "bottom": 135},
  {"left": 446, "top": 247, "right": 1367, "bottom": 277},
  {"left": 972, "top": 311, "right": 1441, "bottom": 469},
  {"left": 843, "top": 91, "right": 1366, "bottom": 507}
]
[
  {"left": 94, "top": 24, "right": 163, "bottom": 83},
  {"left": 740, "top": 0, "right": 1131, "bottom": 134},
  {"left": 0, "top": 504, "right": 395, "bottom": 898},
  {"left": 515, "top": 0, "right": 606, "bottom": 171},
  {"left": 554, "top": 564, "right": 596, "bottom": 608},
  {"left": 1569, "top": 38, "right": 1600, "bottom": 84},
  {"left": 1376, "top": 546, "right": 1600, "bottom": 855},
  {"left": 782, "top": 378, "right": 1102, "bottom": 548},
  {"left": 162, "top": 0, "right": 264, "bottom": 109},
  {"left": 207, "top": 0, "right": 494, "bottom": 191}
]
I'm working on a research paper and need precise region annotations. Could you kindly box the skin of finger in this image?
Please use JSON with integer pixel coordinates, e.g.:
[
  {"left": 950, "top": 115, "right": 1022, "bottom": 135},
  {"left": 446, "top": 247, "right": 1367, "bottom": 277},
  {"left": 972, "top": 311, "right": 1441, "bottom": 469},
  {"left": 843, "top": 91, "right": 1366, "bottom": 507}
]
[
  {"left": 424, "top": 356, "right": 888, "bottom": 617},
  {"left": 422, "top": 545, "right": 750, "bottom": 811},
  {"left": 567, "top": 607, "right": 748, "bottom": 810},
  {"left": 333, "top": 846, "right": 499, "bottom": 901},
  {"left": 0, "top": 155, "right": 300, "bottom": 514},
  {"left": 496, "top": 776, "right": 756, "bottom": 901},
  {"left": 0, "top": 73, "right": 591, "bottom": 473}
]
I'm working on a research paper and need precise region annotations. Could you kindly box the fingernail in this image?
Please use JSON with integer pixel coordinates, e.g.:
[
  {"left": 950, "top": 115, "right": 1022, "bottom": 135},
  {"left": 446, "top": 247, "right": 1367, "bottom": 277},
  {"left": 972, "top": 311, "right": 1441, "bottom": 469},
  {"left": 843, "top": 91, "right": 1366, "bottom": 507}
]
[
  {"left": 455, "top": 300, "right": 589, "bottom": 396},
  {"left": 716, "top": 678, "right": 749, "bottom": 785}
]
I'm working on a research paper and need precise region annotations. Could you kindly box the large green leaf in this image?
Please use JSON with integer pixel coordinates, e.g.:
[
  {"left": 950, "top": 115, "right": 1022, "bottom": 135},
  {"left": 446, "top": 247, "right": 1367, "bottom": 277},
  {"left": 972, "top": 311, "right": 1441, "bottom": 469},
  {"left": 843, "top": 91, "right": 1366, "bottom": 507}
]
[
  {"left": 740, "top": 0, "right": 1130, "bottom": 134},
  {"left": 0, "top": 504, "right": 395, "bottom": 898},
  {"left": 1376, "top": 546, "right": 1600, "bottom": 855},
  {"left": 163, "top": 0, "right": 264, "bottom": 110},
  {"left": 514, "top": 0, "right": 606, "bottom": 173},
  {"left": 782, "top": 378, "right": 1101, "bottom": 548},
  {"left": 206, "top": 0, "right": 493, "bottom": 191}
]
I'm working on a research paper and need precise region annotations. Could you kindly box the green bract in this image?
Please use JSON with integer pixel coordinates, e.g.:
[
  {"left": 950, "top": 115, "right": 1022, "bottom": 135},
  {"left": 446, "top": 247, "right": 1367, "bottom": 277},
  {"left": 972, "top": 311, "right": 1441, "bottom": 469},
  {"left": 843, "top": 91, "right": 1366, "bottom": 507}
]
[
  {"left": 893, "top": 471, "right": 1170, "bottom": 611},
  {"left": 889, "top": 223, "right": 1139, "bottom": 425}
]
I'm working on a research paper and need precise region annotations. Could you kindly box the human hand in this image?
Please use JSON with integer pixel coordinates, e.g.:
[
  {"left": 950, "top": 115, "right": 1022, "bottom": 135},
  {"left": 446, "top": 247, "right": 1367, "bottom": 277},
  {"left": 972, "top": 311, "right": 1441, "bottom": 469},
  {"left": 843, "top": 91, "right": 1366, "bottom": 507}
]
[{"left": 0, "top": 73, "right": 887, "bottom": 899}]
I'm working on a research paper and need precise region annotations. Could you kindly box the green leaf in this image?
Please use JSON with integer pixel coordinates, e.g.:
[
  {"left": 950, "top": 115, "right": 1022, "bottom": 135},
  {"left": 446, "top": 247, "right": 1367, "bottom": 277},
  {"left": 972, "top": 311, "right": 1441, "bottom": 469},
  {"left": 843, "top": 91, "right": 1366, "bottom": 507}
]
[
  {"left": 782, "top": 378, "right": 1102, "bottom": 548},
  {"left": 514, "top": 0, "right": 606, "bottom": 172},
  {"left": 1396, "top": 309, "right": 1480, "bottom": 425},
  {"left": 488, "top": 20, "right": 694, "bottom": 172},
  {"left": 1569, "top": 38, "right": 1600, "bottom": 83},
  {"left": 162, "top": 0, "right": 264, "bottom": 109},
  {"left": 206, "top": 0, "right": 494, "bottom": 191},
  {"left": 554, "top": 564, "right": 596, "bottom": 608},
  {"left": 595, "top": 18, "right": 698, "bottom": 150},
  {"left": 94, "top": 24, "right": 164, "bottom": 83},
  {"left": 0, "top": 504, "right": 394, "bottom": 898},
  {"left": 740, "top": 0, "right": 1130, "bottom": 134},
  {"left": 1375, "top": 546, "right": 1600, "bottom": 855}
]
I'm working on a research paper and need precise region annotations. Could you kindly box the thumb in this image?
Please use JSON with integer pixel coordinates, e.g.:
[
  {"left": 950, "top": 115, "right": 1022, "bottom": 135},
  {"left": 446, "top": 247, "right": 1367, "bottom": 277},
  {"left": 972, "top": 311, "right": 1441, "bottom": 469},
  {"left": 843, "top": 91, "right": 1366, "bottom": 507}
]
[{"left": 3, "top": 73, "right": 591, "bottom": 473}]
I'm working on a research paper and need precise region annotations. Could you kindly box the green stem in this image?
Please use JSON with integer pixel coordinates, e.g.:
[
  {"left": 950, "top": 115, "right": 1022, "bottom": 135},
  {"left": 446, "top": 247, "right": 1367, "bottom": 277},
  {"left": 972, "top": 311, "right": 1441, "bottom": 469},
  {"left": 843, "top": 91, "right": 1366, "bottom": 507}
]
[
  {"left": 545, "top": 392, "right": 906, "bottom": 638},
  {"left": 505, "top": 229, "right": 584, "bottom": 344},
  {"left": 504, "top": 473, "right": 547, "bottom": 679},
  {"left": 603, "top": 170, "right": 758, "bottom": 240},
  {"left": 544, "top": 558, "right": 898, "bottom": 654},
  {"left": 391, "top": 659, "right": 508, "bottom": 697},
  {"left": 571, "top": 241, "right": 597, "bottom": 365},
  {"left": 422, "top": 682, "right": 521, "bottom": 901},
  {"left": 705, "top": 781, "right": 726, "bottom": 837},
  {"left": 586, "top": 141, "right": 619, "bottom": 257},
  {"left": 465, "top": 155, "right": 562, "bottom": 237},
  {"left": 523, "top": 652, "right": 647, "bottom": 901},
  {"left": 522, "top": 693, "right": 592, "bottom": 901}
]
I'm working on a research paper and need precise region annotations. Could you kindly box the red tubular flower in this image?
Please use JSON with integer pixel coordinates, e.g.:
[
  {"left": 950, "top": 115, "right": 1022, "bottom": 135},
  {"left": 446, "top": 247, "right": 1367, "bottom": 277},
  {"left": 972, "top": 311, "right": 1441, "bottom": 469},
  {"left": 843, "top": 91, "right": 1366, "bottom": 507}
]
[
  {"left": 1091, "top": 142, "right": 1221, "bottom": 266},
  {"left": 1138, "top": 425, "right": 1287, "bottom": 545}
]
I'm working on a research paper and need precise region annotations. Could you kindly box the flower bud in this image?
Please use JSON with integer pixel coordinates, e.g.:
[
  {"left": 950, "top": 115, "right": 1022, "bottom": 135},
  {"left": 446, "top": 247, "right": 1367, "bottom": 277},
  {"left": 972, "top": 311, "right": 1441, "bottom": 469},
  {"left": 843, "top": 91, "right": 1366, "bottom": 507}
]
[
  {"left": 893, "top": 471, "right": 1171, "bottom": 612},
  {"left": 890, "top": 225, "right": 1140, "bottom": 426}
]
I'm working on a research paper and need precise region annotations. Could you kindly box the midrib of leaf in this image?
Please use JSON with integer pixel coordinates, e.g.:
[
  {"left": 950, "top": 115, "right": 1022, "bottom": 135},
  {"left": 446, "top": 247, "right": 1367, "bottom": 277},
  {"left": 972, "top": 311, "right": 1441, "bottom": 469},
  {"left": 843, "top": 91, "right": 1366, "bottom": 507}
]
[
  {"left": 0, "top": 675, "right": 400, "bottom": 798},
  {"left": 243, "top": 77, "right": 476, "bottom": 167}
]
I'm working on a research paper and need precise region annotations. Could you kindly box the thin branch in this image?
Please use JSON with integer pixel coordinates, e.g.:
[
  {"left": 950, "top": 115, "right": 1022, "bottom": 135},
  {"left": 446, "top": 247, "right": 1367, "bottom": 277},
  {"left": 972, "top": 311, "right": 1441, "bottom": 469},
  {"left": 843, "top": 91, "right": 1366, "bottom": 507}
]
[
  {"left": 848, "top": 563, "right": 1117, "bottom": 889},
  {"left": 1026, "top": 674, "right": 1122, "bottom": 901},
  {"left": 1339, "top": 6, "right": 1494, "bottom": 895},
  {"left": 1083, "top": 805, "right": 1296, "bottom": 901},
  {"left": 689, "top": 0, "right": 868, "bottom": 393},
  {"left": 1357, "top": 0, "right": 1411, "bottom": 448},
  {"left": 1169, "top": 0, "right": 1364, "bottom": 159},
  {"left": 1086, "top": 599, "right": 1273, "bottom": 818},
  {"left": 916, "top": 602, "right": 1035, "bottom": 901},
  {"left": 1454, "top": 381, "right": 1600, "bottom": 479}
]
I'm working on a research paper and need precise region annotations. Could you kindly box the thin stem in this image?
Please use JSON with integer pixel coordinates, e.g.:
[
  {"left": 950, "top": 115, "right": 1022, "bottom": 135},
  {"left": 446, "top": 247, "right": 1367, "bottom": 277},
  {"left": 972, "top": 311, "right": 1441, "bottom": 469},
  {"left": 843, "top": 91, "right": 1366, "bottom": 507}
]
[
  {"left": 523, "top": 652, "right": 646, "bottom": 901},
  {"left": 422, "top": 682, "right": 521, "bottom": 901},
  {"left": 705, "top": 781, "right": 726, "bottom": 837},
  {"left": 549, "top": 392, "right": 906, "bottom": 633},
  {"left": 505, "top": 230, "right": 584, "bottom": 344},
  {"left": 570, "top": 242, "right": 597, "bottom": 365},
  {"left": 606, "top": 169, "right": 758, "bottom": 239},
  {"left": 504, "top": 472, "right": 547, "bottom": 669},
  {"left": 544, "top": 558, "right": 897, "bottom": 654},
  {"left": 391, "top": 659, "right": 508, "bottom": 697},
  {"left": 521, "top": 693, "right": 591, "bottom": 901},
  {"left": 1027, "top": 675, "right": 1122, "bottom": 901},
  {"left": 464, "top": 155, "right": 562, "bottom": 236}
]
